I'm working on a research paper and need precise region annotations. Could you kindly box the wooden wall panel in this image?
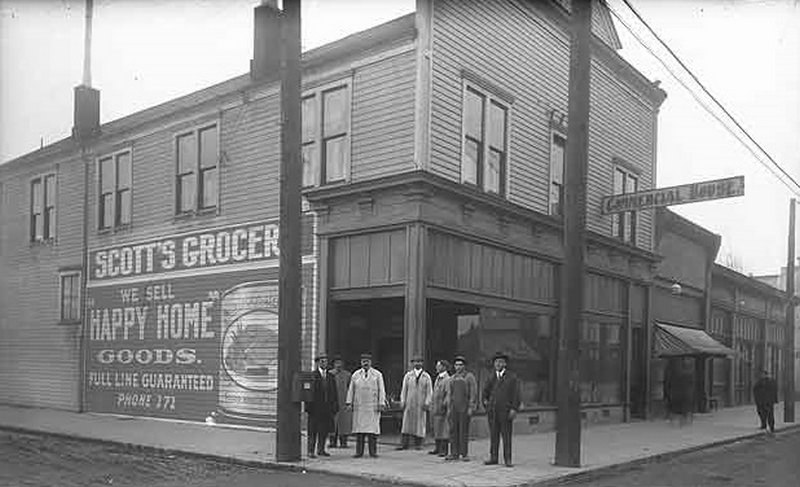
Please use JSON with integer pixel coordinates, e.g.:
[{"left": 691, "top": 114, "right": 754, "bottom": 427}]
[
  {"left": 330, "top": 229, "right": 407, "bottom": 289},
  {"left": 427, "top": 230, "right": 556, "bottom": 304}
]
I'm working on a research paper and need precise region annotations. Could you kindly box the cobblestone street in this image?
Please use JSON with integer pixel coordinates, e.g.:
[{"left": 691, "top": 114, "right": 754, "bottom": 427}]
[
  {"left": 0, "top": 431, "right": 390, "bottom": 487},
  {"left": 569, "top": 428, "right": 800, "bottom": 486}
]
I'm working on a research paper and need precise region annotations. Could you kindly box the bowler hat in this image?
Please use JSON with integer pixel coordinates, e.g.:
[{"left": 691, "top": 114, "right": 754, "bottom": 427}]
[
  {"left": 453, "top": 355, "right": 467, "bottom": 364},
  {"left": 314, "top": 353, "right": 328, "bottom": 362},
  {"left": 359, "top": 352, "right": 373, "bottom": 360},
  {"left": 491, "top": 351, "right": 510, "bottom": 363},
  {"left": 411, "top": 354, "right": 424, "bottom": 362}
]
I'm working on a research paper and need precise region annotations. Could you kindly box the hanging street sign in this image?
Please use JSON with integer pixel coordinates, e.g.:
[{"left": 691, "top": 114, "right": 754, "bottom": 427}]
[{"left": 600, "top": 175, "right": 745, "bottom": 215}]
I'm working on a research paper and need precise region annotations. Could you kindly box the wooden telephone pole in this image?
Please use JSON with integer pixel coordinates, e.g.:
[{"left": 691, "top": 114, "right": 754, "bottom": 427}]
[
  {"left": 276, "top": 0, "right": 303, "bottom": 463},
  {"left": 555, "top": 0, "right": 592, "bottom": 468},
  {"left": 785, "top": 198, "right": 796, "bottom": 423}
]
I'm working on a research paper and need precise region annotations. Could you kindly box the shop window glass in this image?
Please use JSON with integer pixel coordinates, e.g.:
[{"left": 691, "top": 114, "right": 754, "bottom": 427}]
[
  {"left": 580, "top": 319, "right": 622, "bottom": 404},
  {"left": 456, "top": 308, "right": 555, "bottom": 408}
]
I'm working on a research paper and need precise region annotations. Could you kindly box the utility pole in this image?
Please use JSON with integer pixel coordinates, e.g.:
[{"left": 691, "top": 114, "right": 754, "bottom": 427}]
[
  {"left": 785, "top": 198, "right": 796, "bottom": 423},
  {"left": 555, "top": 0, "right": 592, "bottom": 468},
  {"left": 276, "top": 0, "right": 302, "bottom": 462}
]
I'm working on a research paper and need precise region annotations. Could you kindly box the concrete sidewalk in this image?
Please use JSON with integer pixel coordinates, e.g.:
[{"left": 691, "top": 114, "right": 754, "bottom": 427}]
[{"left": 1, "top": 403, "right": 798, "bottom": 487}]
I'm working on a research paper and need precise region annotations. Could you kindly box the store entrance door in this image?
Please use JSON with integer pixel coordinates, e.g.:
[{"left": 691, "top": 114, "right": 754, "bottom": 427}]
[{"left": 329, "top": 298, "right": 405, "bottom": 402}]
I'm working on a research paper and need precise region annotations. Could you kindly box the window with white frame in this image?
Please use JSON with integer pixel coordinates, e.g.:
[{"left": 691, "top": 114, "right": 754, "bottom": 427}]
[
  {"left": 549, "top": 133, "right": 566, "bottom": 216},
  {"left": 611, "top": 166, "right": 638, "bottom": 244},
  {"left": 60, "top": 271, "right": 81, "bottom": 322},
  {"left": 30, "top": 173, "right": 56, "bottom": 242},
  {"left": 176, "top": 124, "right": 219, "bottom": 214},
  {"left": 302, "top": 83, "right": 350, "bottom": 187},
  {"left": 98, "top": 150, "right": 132, "bottom": 230},
  {"left": 461, "top": 84, "right": 509, "bottom": 196}
]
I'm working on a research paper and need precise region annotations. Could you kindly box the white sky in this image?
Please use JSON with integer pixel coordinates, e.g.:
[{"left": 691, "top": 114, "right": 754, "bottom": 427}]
[{"left": 1, "top": 0, "right": 798, "bottom": 276}]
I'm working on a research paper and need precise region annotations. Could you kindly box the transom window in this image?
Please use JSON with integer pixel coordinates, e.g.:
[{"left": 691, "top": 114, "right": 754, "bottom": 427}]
[
  {"left": 461, "top": 84, "right": 509, "bottom": 196},
  {"left": 30, "top": 173, "right": 56, "bottom": 242},
  {"left": 176, "top": 124, "right": 219, "bottom": 214},
  {"left": 302, "top": 83, "right": 350, "bottom": 187},
  {"left": 549, "top": 133, "right": 566, "bottom": 216},
  {"left": 612, "top": 166, "right": 638, "bottom": 244},
  {"left": 98, "top": 150, "right": 132, "bottom": 230}
]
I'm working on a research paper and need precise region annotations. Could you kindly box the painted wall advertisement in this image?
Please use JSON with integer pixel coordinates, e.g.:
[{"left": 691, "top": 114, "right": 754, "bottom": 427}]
[{"left": 84, "top": 220, "right": 313, "bottom": 424}]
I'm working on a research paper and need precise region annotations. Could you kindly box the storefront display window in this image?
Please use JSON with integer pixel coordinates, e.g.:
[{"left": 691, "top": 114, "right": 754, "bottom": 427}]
[
  {"left": 580, "top": 319, "right": 622, "bottom": 404},
  {"left": 455, "top": 307, "right": 555, "bottom": 408}
]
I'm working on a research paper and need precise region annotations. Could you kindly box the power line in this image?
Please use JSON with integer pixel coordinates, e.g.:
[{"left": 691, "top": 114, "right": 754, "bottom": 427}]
[
  {"left": 604, "top": 4, "right": 799, "bottom": 196},
  {"left": 617, "top": 0, "right": 800, "bottom": 195}
]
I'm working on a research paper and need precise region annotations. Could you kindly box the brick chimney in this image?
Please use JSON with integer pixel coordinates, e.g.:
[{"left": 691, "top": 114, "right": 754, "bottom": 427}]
[
  {"left": 250, "top": 0, "right": 283, "bottom": 82},
  {"left": 73, "top": 0, "right": 100, "bottom": 142}
]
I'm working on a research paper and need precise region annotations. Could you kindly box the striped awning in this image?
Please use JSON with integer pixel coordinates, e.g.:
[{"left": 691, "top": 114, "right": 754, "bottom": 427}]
[{"left": 654, "top": 323, "right": 735, "bottom": 358}]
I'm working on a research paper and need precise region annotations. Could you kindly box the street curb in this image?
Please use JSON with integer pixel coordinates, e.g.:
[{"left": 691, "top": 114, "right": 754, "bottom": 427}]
[
  {"left": 524, "top": 423, "right": 800, "bottom": 487},
  {"left": 2, "top": 423, "right": 799, "bottom": 487},
  {"left": 0, "top": 424, "right": 428, "bottom": 486}
]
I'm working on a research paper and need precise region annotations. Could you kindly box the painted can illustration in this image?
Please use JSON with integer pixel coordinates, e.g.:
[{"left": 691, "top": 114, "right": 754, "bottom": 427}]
[{"left": 216, "top": 281, "right": 280, "bottom": 424}]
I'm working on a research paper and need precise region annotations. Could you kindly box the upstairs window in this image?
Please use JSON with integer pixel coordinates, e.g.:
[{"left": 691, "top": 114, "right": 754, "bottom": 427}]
[
  {"left": 30, "top": 173, "right": 56, "bottom": 242},
  {"left": 461, "top": 84, "right": 509, "bottom": 196},
  {"left": 176, "top": 124, "right": 219, "bottom": 214},
  {"left": 612, "top": 167, "right": 638, "bottom": 244},
  {"left": 302, "top": 83, "right": 350, "bottom": 187},
  {"left": 98, "top": 150, "right": 132, "bottom": 231},
  {"left": 60, "top": 271, "right": 81, "bottom": 322},
  {"left": 549, "top": 133, "right": 566, "bottom": 216}
]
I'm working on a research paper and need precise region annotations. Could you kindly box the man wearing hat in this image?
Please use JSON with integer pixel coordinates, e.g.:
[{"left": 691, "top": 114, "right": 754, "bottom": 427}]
[
  {"left": 329, "top": 356, "right": 352, "bottom": 448},
  {"left": 397, "top": 355, "right": 433, "bottom": 450},
  {"left": 445, "top": 355, "right": 478, "bottom": 461},
  {"left": 346, "top": 352, "right": 387, "bottom": 458},
  {"left": 482, "top": 351, "right": 520, "bottom": 467},
  {"left": 306, "top": 353, "right": 338, "bottom": 458}
]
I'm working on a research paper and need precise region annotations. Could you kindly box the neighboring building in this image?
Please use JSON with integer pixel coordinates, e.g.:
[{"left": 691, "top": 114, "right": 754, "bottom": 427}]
[
  {"left": 649, "top": 209, "right": 726, "bottom": 416},
  {"left": 711, "top": 265, "right": 791, "bottom": 406},
  {"left": 650, "top": 210, "right": 793, "bottom": 415},
  {"left": 754, "top": 267, "right": 800, "bottom": 398},
  {"left": 1, "top": 0, "right": 668, "bottom": 433}
]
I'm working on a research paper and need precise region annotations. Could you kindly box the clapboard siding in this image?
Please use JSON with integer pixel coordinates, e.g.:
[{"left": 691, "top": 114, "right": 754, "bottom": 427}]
[
  {"left": 351, "top": 49, "right": 416, "bottom": 181},
  {"left": 430, "top": 0, "right": 658, "bottom": 251},
  {"left": 0, "top": 157, "right": 84, "bottom": 410}
]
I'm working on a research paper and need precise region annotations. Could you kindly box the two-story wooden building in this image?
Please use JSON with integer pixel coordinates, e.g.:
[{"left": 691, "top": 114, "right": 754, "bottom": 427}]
[{"left": 1, "top": 0, "right": 670, "bottom": 432}]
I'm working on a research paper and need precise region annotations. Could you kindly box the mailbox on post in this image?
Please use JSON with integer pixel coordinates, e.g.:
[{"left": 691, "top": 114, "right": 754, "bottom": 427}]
[{"left": 292, "top": 371, "right": 317, "bottom": 403}]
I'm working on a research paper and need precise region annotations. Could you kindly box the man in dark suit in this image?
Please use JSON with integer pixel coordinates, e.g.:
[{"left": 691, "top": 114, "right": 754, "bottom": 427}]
[
  {"left": 306, "top": 353, "right": 339, "bottom": 458},
  {"left": 753, "top": 369, "right": 778, "bottom": 433},
  {"left": 482, "top": 352, "right": 520, "bottom": 467}
]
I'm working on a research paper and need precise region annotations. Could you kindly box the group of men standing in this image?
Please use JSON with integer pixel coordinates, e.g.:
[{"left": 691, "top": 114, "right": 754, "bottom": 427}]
[
  {"left": 304, "top": 351, "right": 521, "bottom": 467},
  {"left": 305, "top": 352, "right": 385, "bottom": 458}
]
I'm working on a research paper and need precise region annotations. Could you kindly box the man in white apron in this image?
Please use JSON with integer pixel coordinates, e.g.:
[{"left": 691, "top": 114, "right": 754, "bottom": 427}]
[
  {"left": 346, "top": 352, "right": 387, "bottom": 458},
  {"left": 397, "top": 355, "right": 433, "bottom": 450}
]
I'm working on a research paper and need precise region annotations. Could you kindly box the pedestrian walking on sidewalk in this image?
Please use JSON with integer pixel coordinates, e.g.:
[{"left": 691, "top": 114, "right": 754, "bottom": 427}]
[
  {"left": 446, "top": 355, "right": 477, "bottom": 462},
  {"left": 482, "top": 352, "right": 520, "bottom": 467},
  {"left": 346, "top": 353, "right": 387, "bottom": 458},
  {"left": 329, "top": 356, "right": 352, "bottom": 448},
  {"left": 753, "top": 369, "right": 778, "bottom": 433},
  {"left": 306, "top": 353, "right": 339, "bottom": 459},
  {"left": 429, "top": 360, "right": 451, "bottom": 457},
  {"left": 666, "top": 358, "right": 695, "bottom": 427},
  {"left": 397, "top": 356, "right": 433, "bottom": 450}
]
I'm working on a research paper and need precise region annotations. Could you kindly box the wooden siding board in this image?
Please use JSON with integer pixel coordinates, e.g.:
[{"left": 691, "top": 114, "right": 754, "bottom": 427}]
[
  {"left": 351, "top": 49, "right": 416, "bottom": 181},
  {"left": 0, "top": 158, "right": 83, "bottom": 410}
]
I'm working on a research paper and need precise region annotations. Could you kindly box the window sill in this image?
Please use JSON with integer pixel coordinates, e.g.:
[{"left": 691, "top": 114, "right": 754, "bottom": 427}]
[
  {"left": 174, "top": 207, "right": 219, "bottom": 222},
  {"left": 58, "top": 319, "right": 82, "bottom": 326},
  {"left": 29, "top": 238, "right": 55, "bottom": 247}
]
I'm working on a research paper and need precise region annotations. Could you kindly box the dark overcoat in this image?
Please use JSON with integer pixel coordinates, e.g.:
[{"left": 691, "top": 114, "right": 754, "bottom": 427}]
[
  {"left": 307, "top": 369, "right": 339, "bottom": 430},
  {"left": 482, "top": 370, "right": 521, "bottom": 420}
]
